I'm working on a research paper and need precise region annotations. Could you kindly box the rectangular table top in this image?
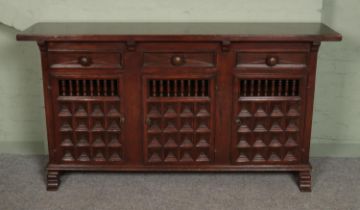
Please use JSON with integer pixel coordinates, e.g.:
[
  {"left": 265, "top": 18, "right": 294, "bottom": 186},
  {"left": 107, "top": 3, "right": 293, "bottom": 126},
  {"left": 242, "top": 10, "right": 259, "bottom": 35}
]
[{"left": 17, "top": 22, "right": 342, "bottom": 42}]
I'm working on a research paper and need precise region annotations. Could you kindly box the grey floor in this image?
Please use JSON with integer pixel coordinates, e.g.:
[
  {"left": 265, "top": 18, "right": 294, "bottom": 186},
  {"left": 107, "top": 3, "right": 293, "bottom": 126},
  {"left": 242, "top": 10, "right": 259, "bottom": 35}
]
[{"left": 0, "top": 155, "right": 359, "bottom": 210}]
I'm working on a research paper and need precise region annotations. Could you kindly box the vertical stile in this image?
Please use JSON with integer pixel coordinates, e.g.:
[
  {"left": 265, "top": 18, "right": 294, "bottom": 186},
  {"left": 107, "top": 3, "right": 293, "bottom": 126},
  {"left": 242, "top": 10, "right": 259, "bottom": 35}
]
[
  {"left": 181, "top": 80, "right": 184, "bottom": 96},
  {"left": 76, "top": 80, "right": 79, "bottom": 96},
  {"left": 160, "top": 80, "right": 164, "bottom": 97},
  {"left": 285, "top": 80, "right": 289, "bottom": 96},
  {"left": 278, "top": 80, "right": 282, "bottom": 96},
  {"left": 250, "top": 80, "right": 254, "bottom": 96},
  {"left": 187, "top": 79, "right": 191, "bottom": 96},
  {"left": 292, "top": 80, "right": 296, "bottom": 96},
  {"left": 265, "top": 80, "right": 268, "bottom": 96},
  {"left": 114, "top": 80, "right": 118, "bottom": 96},
  {"left": 83, "top": 80, "right": 87, "bottom": 96},
  {"left": 69, "top": 80, "right": 73, "bottom": 96},
  {"left": 110, "top": 80, "right": 115, "bottom": 96},
  {"left": 201, "top": 80, "right": 205, "bottom": 96},
  {"left": 152, "top": 80, "right": 156, "bottom": 97},
  {"left": 271, "top": 80, "right": 275, "bottom": 96},
  {"left": 195, "top": 80, "right": 199, "bottom": 97},
  {"left": 174, "top": 80, "right": 178, "bottom": 97},
  {"left": 257, "top": 80, "right": 261, "bottom": 96},
  {"left": 90, "top": 80, "right": 94, "bottom": 96},
  {"left": 96, "top": 79, "right": 100, "bottom": 96},
  {"left": 243, "top": 80, "right": 247, "bottom": 96},
  {"left": 61, "top": 80, "right": 66, "bottom": 96},
  {"left": 167, "top": 80, "right": 171, "bottom": 97},
  {"left": 104, "top": 80, "right": 108, "bottom": 96},
  {"left": 167, "top": 80, "right": 170, "bottom": 97}
]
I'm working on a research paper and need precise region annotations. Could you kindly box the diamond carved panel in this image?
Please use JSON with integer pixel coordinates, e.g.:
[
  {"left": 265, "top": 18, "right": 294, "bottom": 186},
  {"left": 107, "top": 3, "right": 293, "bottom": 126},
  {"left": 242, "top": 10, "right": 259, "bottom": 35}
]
[
  {"left": 144, "top": 78, "right": 214, "bottom": 164},
  {"left": 57, "top": 99, "right": 124, "bottom": 164},
  {"left": 146, "top": 102, "right": 213, "bottom": 163},
  {"left": 233, "top": 78, "right": 303, "bottom": 164}
]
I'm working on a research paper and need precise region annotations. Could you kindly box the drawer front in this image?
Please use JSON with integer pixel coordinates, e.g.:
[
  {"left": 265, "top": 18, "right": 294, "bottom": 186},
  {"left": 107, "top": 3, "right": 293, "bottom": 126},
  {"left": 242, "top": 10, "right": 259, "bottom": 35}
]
[
  {"left": 48, "top": 42, "right": 124, "bottom": 69},
  {"left": 236, "top": 52, "right": 307, "bottom": 69},
  {"left": 140, "top": 43, "right": 217, "bottom": 71},
  {"left": 48, "top": 52, "right": 122, "bottom": 69},
  {"left": 143, "top": 52, "right": 215, "bottom": 68},
  {"left": 235, "top": 42, "right": 310, "bottom": 70}
]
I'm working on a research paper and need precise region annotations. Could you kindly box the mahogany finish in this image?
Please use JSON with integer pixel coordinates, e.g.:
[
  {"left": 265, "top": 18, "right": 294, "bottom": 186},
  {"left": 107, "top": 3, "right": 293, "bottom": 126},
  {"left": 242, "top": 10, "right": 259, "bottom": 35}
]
[{"left": 17, "top": 22, "right": 341, "bottom": 192}]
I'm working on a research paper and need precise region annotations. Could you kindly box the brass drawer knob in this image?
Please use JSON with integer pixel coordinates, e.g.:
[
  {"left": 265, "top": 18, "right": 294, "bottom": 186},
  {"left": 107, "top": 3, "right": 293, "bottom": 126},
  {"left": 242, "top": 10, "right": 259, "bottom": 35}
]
[
  {"left": 266, "top": 56, "right": 278, "bottom": 67},
  {"left": 78, "top": 56, "right": 92, "bottom": 66},
  {"left": 171, "top": 55, "right": 185, "bottom": 66}
]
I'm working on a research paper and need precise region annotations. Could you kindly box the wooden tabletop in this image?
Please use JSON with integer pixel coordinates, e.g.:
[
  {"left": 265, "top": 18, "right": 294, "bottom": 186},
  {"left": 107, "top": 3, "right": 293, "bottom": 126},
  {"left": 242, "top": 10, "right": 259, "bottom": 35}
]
[{"left": 17, "top": 22, "right": 342, "bottom": 42}]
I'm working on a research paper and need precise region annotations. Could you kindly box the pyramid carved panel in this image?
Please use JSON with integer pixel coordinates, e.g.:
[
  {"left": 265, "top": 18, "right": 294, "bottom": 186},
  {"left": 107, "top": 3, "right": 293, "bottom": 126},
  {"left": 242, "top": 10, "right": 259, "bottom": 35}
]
[
  {"left": 57, "top": 99, "right": 125, "bottom": 164},
  {"left": 232, "top": 79, "right": 303, "bottom": 164},
  {"left": 145, "top": 80, "right": 214, "bottom": 164}
]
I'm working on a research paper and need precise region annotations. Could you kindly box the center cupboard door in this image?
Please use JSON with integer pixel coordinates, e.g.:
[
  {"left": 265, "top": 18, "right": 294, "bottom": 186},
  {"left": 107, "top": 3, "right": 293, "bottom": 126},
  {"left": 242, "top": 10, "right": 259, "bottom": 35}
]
[
  {"left": 50, "top": 73, "right": 126, "bottom": 165},
  {"left": 143, "top": 75, "right": 216, "bottom": 164},
  {"left": 231, "top": 75, "right": 307, "bottom": 164}
]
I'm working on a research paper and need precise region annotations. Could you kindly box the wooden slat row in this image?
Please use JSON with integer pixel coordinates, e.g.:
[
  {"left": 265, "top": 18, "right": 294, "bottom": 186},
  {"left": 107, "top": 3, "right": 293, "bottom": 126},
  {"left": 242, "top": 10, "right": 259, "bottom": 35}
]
[{"left": 240, "top": 79, "right": 299, "bottom": 97}]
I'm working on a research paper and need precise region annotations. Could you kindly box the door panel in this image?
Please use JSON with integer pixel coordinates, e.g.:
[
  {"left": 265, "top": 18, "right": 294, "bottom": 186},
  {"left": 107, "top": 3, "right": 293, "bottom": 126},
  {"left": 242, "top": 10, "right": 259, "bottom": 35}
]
[
  {"left": 51, "top": 74, "right": 126, "bottom": 164},
  {"left": 143, "top": 75, "right": 216, "bottom": 164},
  {"left": 231, "top": 76, "right": 306, "bottom": 164}
]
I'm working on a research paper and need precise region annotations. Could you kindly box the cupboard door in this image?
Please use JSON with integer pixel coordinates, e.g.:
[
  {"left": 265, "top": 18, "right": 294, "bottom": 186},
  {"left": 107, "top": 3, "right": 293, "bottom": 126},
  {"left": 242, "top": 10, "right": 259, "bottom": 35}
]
[
  {"left": 231, "top": 76, "right": 306, "bottom": 164},
  {"left": 50, "top": 74, "right": 126, "bottom": 164},
  {"left": 143, "top": 75, "right": 216, "bottom": 164}
]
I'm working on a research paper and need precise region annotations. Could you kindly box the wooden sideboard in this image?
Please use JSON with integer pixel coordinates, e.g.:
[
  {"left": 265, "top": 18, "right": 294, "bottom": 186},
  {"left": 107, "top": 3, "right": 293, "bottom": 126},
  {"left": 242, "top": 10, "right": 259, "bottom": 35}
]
[{"left": 17, "top": 23, "right": 341, "bottom": 191}]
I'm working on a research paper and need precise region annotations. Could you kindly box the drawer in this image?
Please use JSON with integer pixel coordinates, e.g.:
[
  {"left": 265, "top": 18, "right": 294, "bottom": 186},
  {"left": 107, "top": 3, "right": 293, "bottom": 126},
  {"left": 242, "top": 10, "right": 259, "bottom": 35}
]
[
  {"left": 236, "top": 52, "right": 307, "bottom": 69},
  {"left": 48, "top": 42, "right": 124, "bottom": 69},
  {"left": 234, "top": 42, "right": 310, "bottom": 70},
  {"left": 143, "top": 52, "right": 215, "bottom": 68},
  {"left": 140, "top": 43, "right": 217, "bottom": 70},
  {"left": 48, "top": 52, "right": 122, "bottom": 69}
]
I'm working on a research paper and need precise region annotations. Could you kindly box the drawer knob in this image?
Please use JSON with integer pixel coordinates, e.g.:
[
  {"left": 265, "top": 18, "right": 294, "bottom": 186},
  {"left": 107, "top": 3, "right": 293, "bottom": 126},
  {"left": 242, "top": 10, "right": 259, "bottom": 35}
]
[
  {"left": 171, "top": 55, "right": 185, "bottom": 66},
  {"left": 78, "top": 56, "right": 92, "bottom": 66},
  {"left": 266, "top": 56, "right": 278, "bottom": 67},
  {"left": 235, "top": 118, "right": 241, "bottom": 124}
]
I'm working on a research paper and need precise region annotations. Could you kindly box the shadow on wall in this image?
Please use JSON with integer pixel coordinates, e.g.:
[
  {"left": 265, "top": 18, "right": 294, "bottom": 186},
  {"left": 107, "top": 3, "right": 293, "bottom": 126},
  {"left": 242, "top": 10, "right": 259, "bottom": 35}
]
[{"left": 0, "top": 23, "right": 47, "bottom": 154}]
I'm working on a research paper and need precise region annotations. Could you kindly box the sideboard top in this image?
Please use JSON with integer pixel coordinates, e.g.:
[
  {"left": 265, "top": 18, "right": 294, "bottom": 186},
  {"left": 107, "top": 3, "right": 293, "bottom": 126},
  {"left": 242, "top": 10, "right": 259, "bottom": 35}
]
[{"left": 17, "top": 22, "right": 342, "bottom": 42}]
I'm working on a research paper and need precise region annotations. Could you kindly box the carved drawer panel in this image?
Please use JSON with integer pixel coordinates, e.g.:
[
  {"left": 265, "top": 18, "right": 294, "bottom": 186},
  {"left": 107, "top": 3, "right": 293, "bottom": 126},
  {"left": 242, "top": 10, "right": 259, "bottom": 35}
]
[
  {"left": 48, "top": 52, "right": 122, "bottom": 69},
  {"left": 231, "top": 77, "right": 305, "bottom": 164},
  {"left": 235, "top": 42, "right": 310, "bottom": 70},
  {"left": 140, "top": 43, "right": 217, "bottom": 72},
  {"left": 236, "top": 52, "right": 307, "bottom": 69},
  {"left": 48, "top": 42, "right": 124, "bottom": 69},
  {"left": 143, "top": 76, "right": 215, "bottom": 164},
  {"left": 52, "top": 76, "right": 126, "bottom": 164},
  {"left": 143, "top": 52, "right": 215, "bottom": 68}
]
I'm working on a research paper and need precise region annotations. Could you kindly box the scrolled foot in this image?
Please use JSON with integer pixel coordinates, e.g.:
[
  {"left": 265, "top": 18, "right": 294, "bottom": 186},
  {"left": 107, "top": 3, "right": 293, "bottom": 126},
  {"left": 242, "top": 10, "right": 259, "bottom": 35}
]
[
  {"left": 47, "top": 170, "right": 60, "bottom": 191},
  {"left": 298, "top": 170, "right": 311, "bottom": 192}
]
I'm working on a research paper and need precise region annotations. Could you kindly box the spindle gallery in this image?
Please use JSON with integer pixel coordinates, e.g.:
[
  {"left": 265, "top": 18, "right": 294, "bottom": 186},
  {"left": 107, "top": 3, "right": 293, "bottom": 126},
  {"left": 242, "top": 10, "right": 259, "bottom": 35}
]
[{"left": 17, "top": 22, "right": 341, "bottom": 191}]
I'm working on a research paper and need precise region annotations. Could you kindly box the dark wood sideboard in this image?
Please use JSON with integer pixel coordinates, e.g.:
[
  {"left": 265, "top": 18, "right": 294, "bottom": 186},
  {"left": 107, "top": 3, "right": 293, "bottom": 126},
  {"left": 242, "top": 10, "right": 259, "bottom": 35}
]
[{"left": 17, "top": 23, "right": 341, "bottom": 191}]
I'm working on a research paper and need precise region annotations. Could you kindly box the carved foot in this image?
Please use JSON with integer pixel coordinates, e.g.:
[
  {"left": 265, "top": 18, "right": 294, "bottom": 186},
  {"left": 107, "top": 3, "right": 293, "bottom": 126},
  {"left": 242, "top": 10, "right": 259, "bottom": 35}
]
[
  {"left": 47, "top": 170, "right": 60, "bottom": 191},
  {"left": 298, "top": 170, "right": 311, "bottom": 192}
]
